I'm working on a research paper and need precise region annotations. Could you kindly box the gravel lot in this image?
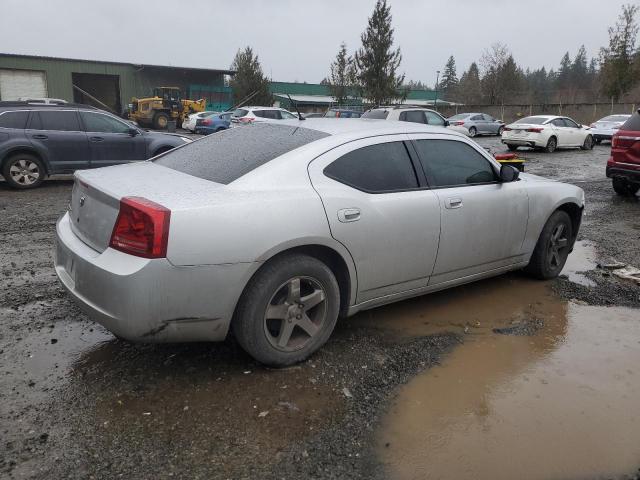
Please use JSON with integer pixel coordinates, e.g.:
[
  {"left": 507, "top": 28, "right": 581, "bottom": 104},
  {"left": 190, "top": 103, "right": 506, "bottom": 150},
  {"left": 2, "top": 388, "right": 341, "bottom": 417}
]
[{"left": 1, "top": 137, "right": 639, "bottom": 479}]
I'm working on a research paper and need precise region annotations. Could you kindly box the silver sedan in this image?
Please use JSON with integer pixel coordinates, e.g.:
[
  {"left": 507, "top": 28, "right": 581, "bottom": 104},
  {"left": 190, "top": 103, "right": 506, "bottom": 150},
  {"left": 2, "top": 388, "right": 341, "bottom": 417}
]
[
  {"left": 55, "top": 120, "right": 584, "bottom": 366},
  {"left": 448, "top": 113, "right": 506, "bottom": 137}
]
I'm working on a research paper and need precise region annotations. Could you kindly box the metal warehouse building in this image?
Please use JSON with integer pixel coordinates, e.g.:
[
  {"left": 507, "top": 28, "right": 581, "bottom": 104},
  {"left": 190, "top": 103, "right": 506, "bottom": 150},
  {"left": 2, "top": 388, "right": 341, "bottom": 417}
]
[{"left": 0, "top": 53, "right": 235, "bottom": 114}]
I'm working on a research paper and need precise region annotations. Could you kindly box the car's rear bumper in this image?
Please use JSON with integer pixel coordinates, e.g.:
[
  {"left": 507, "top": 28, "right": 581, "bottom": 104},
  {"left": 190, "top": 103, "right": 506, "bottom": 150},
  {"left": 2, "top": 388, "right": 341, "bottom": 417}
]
[
  {"left": 501, "top": 137, "right": 541, "bottom": 148},
  {"left": 54, "top": 212, "right": 256, "bottom": 342},
  {"left": 606, "top": 163, "right": 640, "bottom": 183}
]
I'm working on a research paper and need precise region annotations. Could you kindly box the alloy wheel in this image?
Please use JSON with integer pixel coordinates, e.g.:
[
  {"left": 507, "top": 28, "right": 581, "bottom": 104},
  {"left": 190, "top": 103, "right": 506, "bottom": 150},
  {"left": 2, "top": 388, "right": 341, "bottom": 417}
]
[
  {"left": 263, "top": 276, "right": 328, "bottom": 352},
  {"left": 547, "top": 223, "right": 569, "bottom": 269},
  {"left": 9, "top": 159, "right": 40, "bottom": 186}
]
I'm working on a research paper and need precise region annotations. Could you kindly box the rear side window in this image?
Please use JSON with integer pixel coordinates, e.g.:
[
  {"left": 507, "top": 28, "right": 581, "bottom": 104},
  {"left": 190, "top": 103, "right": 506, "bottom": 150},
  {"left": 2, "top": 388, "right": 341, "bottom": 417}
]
[
  {"left": 154, "top": 123, "right": 328, "bottom": 184},
  {"left": 400, "top": 111, "right": 425, "bottom": 124},
  {"left": 324, "top": 142, "right": 418, "bottom": 193},
  {"left": 620, "top": 112, "right": 640, "bottom": 131},
  {"left": 80, "top": 111, "right": 130, "bottom": 133},
  {"left": 325, "top": 110, "right": 338, "bottom": 117},
  {"left": 30, "top": 110, "right": 80, "bottom": 131},
  {"left": 361, "top": 109, "right": 389, "bottom": 119},
  {"left": 254, "top": 110, "right": 280, "bottom": 119},
  {"left": 414, "top": 139, "right": 497, "bottom": 187},
  {"left": 0, "top": 111, "right": 29, "bottom": 129}
]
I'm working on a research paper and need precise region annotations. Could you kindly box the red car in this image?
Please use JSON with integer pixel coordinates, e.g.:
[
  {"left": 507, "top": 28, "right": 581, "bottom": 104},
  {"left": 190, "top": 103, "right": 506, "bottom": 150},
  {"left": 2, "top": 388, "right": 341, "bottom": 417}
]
[{"left": 607, "top": 110, "right": 640, "bottom": 196}]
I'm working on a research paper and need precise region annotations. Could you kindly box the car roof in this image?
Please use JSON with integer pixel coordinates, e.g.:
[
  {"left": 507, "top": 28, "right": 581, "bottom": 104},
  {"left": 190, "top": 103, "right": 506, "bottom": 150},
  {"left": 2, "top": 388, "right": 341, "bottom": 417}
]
[
  {"left": 0, "top": 101, "right": 97, "bottom": 111},
  {"left": 276, "top": 118, "right": 462, "bottom": 137},
  {"left": 243, "top": 106, "right": 288, "bottom": 111}
]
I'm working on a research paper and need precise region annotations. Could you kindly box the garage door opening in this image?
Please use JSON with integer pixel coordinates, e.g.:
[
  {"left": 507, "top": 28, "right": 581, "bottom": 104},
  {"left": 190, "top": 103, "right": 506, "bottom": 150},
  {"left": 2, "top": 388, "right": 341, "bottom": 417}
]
[
  {"left": 0, "top": 69, "right": 48, "bottom": 100},
  {"left": 72, "top": 73, "right": 121, "bottom": 114}
]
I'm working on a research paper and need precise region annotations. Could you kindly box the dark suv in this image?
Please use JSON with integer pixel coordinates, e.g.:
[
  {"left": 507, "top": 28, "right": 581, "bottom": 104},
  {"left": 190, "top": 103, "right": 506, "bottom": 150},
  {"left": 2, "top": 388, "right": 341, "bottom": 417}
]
[
  {"left": 607, "top": 109, "right": 640, "bottom": 196},
  {"left": 0, "top": 102, "right": 191, "bottom": 189}
]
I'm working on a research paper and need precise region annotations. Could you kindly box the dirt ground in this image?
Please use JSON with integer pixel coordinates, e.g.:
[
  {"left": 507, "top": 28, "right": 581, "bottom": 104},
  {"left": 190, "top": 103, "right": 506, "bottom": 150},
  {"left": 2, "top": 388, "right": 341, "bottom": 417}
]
[{"left": 1, "top": 138, "right": 639, "bottom": 480}]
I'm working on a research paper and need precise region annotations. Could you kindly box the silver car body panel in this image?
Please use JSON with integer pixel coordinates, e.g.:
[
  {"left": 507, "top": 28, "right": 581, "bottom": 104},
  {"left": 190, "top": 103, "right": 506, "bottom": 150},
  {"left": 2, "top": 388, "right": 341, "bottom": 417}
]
[{"left": 54, "top": 119, "right": 585, "bottom": 342}]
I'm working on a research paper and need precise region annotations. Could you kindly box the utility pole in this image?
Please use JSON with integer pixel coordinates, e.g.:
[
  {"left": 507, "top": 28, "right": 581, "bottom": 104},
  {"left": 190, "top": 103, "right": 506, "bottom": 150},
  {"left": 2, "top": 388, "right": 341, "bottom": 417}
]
[{"left": 434, "top": 70, "right": 440, "bottom": 111}]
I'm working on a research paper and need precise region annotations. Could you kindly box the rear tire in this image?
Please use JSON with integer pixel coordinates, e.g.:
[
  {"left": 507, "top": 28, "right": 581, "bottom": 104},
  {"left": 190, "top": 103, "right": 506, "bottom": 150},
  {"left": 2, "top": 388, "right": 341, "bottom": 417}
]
[
  {"left": 507, "top": 144, "right": 519, "bottom": 151},
  {"left": 498, "top": 126, "right": 505, "bottom": 136},
  {"left": 594, "top": 138, "right": 602, "bottom": 144},
  {"left": 153, "top": 112, "right": 169, "bottom": 130},
  {"left": 544, "top": 136, "right": 557, "bottom": 153},
  {"left": 233, "top": 253, "right": 340, "bottom": 367},
  {"left": 612, "top": 177, "right": 640, "bottom": 196},
  {"left": 581, "top": 135, "right": 594, "bottom": 150},
  {"left": 2, "top": 153, "right": 45, "bottom": 189},
  {"left": 525, "top": 210, "right": 573, "bottom": 280}
]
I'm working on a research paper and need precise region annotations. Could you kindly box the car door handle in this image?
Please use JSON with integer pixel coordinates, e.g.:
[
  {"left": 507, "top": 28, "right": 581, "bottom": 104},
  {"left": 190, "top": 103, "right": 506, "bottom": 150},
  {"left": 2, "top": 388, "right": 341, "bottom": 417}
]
[
  {"left": 445, "top": 198, "right": 463, "bottom": 209},
  {"left": 32, "top": 134, "right": 48, "bottom": 140},
  {"left": 337, "top": 208, "right": 361, "bottom": 223},
  {"left": 89, "top": 136, "right": 104, "bottom": 142}
]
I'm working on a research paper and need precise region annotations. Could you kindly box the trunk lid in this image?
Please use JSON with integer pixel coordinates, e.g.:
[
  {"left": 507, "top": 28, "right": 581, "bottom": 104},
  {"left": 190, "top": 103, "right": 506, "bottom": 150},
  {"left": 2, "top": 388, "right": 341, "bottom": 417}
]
[
  {"left": 69, "top": 162, "right": 225, "bottom": 253},
  {"left": 612, "top": 129, "right": 640, "bottom": 166}
]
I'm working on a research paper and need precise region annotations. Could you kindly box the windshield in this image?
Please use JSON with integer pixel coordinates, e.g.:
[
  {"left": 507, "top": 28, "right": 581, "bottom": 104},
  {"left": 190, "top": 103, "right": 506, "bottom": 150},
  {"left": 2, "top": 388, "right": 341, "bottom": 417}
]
[
  {"left": 514, "top": 117, "right": 548, "bottom": 125},
  {"left": 154, "top": 123, "right": 329, "bottom": 184},
  {"left": 361, "top": 109, "right": 389, "bottom": 119},
  {"left": 600, "top": 115, "right": 629, "bottom": 122}
]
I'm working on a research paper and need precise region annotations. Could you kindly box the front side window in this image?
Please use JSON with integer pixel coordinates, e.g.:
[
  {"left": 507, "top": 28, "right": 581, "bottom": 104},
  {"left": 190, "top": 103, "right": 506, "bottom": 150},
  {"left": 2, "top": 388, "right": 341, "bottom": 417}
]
[
  {"left": 324, "top": 141, "right": 418, "bottom": 193},
  {"left": 254, "top": 110, "right": 280, "bottom": 119},
  {"left": 80, "top": 111, "right": 130, "bottom": 133},
  {"left": 471, "top": 115, "right": 483, "bottom": 121},
  {"left": 400, "top": 111, "right": 426, "bottom": 124},
  {"left": 414, "top": 139, "right": 497, "bottom": 188},
  {"left": 424, "top": 111, "right": 445, "bottom": 126},
  {"left": 563, "top": 118, "right": 580, "bottom": 128},
  {"left": 361, "top": 109, "right": 389, "bottom": 119},
  {"left": 0, "top": 111, "right": 29, "bottom": 129},
  {"left": 483, "top": 114, "right": 495, "bottom": 121},
  {"left": 280, "top": 111, "right": 297, "bottom": 119},
  {"left": 551, "top": 118, "right": 566, "bottom": 127},
  {"left": 31, "top": 110, "right": 80, "bottom": 131}
]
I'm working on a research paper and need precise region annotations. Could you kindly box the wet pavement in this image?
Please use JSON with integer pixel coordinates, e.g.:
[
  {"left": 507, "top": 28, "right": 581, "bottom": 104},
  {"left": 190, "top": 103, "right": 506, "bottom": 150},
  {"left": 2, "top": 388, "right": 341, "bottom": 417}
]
[{"left": 1, "top": 139, "right": 639, "bottom": 479}]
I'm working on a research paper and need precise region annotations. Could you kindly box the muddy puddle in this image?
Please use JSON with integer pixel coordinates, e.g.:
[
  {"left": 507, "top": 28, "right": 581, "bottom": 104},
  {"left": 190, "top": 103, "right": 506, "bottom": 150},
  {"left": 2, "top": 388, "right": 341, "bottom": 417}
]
[{"left": 374, "top": 273, "right": 640, "bottom": 479}]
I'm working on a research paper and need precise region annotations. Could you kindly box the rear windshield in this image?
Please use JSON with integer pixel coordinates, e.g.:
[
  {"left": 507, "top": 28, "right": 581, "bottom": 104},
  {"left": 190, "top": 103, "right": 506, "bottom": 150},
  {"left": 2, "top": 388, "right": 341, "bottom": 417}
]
[
  {"left": 620, "top": 112, "right": 640, "bottom": 131},
  {"left": 325, "top": 110, "right": 338, "bottom": 117},
  {"left": 601, "top": 115, "right": 630, "bottom": 122},
  {"left": 448, "top": 114, "right": 469, "bottom": 120},
  {"left": 154, "top": 123, "right": 329, "bottom": 184},
  {"left": 232, "top": 108, "right": 249, "bottom": 118},
  {"left": 361, "top": 109, "right": 389, "bottom": 119},
  {"left": 514, "top": 116, "right": 547, "bottom": 125}
]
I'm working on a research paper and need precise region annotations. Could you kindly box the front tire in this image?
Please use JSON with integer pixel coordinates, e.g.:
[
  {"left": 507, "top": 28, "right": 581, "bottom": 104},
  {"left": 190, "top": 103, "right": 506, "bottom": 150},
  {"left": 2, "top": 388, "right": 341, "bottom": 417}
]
[
  {"left": 2, "top": 153, "right": 45, "bottom": 189},
  {"left": 581, "top": 135, "right": 594, "bottom": 150},
  {"left": 525, "top": 210, "right": 573, "bottom": 280},
  {"left": 612, "top": 177, "right": 640, "bottom": 196},
  {"left": 544, "top": 136, "right": 557, "bottom": 153},
  {"left": 233, "top": 254, "right": 340, "bottom": 367},
  {"left": 507, "top": 144, "right": 519, "bottom": 151},
  {"left": 468, "top": 126, "right": 477, "bottom": 137},
  {"left": 153, "top": 112, "right": 169, "bottom": 130}
]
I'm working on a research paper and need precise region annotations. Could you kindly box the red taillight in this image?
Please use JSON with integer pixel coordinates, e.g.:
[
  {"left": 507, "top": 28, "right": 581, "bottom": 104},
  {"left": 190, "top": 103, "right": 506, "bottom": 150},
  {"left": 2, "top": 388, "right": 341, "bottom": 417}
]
[
  {"left": 109, "top": 197, "right": 170, "bottom": 258},
  {"left": 453, "top": 121, "right": 465, "bottom": 126},
  {"left": 526, "top": 127, "right": 544, "bottom": 133},
  {"left": 612, "top": 134, "right": 619, "bottom": 148},
  {"left": 202, "top": 118, "right": 212, "bottom": 125}
]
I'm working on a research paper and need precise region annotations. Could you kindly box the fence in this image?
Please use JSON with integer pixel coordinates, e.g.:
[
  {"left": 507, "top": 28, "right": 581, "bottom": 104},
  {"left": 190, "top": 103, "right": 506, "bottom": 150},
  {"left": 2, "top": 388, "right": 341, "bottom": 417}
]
[{"left": 435, "top": 102, "right": 639, "bottom": 124}]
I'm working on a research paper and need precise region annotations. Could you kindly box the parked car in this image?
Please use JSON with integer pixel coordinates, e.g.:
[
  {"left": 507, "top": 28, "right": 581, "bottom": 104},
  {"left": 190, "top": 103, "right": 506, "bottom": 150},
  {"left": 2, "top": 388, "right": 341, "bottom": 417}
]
[
  {"left": 194, "top": 112, "right": 232, "bottom": 135},
  {"left": 182, "top": 111, "right": 218, "bottom": 132},
  {"left": 502, "top": 115, "right": 594, "bottom": 153},
  {"left": 0, "top": 101, "right": 191, "bottom": 189},
  {"left": 447, "top": 113, "right": 505, "bottom": 137},
  {"left": 231, "top": 106, "right": 298, "bottom": 124},
  {"left": 607, "top": 109, "right": 640, "bottom": 196},
  {"left": 54, "top": 119, "right": 584, "bottom": 367},
  {"left": 324, "top": 109, "right": 362, "bottom": 118},
  {"left": 361, "top": 106, "right": 469, "bottom": 136},
  {"left": 590, "top": 114, "right": 632, "bottom": 144}
]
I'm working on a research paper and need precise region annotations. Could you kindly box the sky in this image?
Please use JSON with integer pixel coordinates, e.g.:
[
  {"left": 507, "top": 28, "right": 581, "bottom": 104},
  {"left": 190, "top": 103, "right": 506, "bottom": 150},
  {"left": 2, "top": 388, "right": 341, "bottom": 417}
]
[{"left": 0, "top": 0, "right": 632, "bottom": 86}]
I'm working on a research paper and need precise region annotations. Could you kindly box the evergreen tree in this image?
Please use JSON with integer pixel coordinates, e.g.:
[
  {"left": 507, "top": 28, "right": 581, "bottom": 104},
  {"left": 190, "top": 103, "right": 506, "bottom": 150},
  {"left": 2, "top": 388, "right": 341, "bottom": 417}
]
[
  {"left": 328, "top": 42, "right": 356, "bottom": 105},
  {"left": 354, "top": 0, "right": 405, "bottom": 106},
  {"left": 229, "top": 47, "right": 272, "bottom": 106},
  {"left": 600, "top": 4, "right": 639, "bottom": 100},
  {"left": 440, "top": 55, "right": 459, "bottom": 96},
  {"left": 457, "top": 62, "right": 482, "bottom": 104}
]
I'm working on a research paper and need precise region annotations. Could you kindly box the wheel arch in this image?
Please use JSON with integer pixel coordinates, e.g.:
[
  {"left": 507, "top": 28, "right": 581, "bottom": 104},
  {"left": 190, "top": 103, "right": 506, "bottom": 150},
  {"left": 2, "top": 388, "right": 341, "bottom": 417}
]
[
  {"left": 1, "top": 147, "right": 50, "bottom": 174},
  {"left": 555, "top": 201, "right": 583, "bottom": 245}
]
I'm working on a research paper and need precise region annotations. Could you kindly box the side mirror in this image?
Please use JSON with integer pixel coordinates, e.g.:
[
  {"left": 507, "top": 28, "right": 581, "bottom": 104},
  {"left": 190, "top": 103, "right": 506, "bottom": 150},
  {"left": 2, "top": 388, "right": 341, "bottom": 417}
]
[
  {"left": 444, "top": 120, "right": 450, "bottom": 127},
  {"left": 500, "top": 164, "right": 519, "bottom": 182},
  {"left": 128, "top": 127, "right": 139, "bottom": 136}
]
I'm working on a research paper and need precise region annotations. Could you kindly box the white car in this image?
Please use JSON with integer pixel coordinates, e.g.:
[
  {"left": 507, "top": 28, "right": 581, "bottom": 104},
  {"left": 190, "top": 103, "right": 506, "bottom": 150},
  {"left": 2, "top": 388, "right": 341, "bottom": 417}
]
[
  {"left": 502, "top": 115, "right": 594, "bottom": 153},
  {"left": 590, "top": 114, "right": 632, "bottom": 144},
  {"left": 231, "top": 106, "right": 299, "bottom": 124},
  {"left": 182, "top": 111, "right": 218, "bottom": 132},
  {"left": 361, "top": 107, "right": 470, "bottom": 136}
]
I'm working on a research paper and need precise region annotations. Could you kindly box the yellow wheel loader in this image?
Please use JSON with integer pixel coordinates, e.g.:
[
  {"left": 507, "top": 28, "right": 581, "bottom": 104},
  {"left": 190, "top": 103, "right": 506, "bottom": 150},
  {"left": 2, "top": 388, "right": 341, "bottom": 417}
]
[{"left": 127, "top": 87, "right": 206, "bottom": 130}]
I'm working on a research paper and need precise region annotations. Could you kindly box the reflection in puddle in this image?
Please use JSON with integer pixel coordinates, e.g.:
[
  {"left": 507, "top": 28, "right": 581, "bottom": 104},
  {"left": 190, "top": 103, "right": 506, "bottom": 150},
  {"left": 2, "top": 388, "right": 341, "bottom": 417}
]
[
  {"left": 562, "top": 240, "right": 598, "bottom": 286},
  {"left": 378, "top": 296, "right": 640, "bottom": 480}
]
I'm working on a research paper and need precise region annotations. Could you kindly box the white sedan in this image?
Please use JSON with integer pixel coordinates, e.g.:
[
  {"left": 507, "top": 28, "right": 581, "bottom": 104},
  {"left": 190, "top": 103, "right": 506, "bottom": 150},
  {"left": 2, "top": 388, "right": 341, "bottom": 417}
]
[
  {"left": 182, "top": 111, "right": 218, "bottom": 132},
  {"left": 502, "top": 115, "right": 594, "bottom": 153},
  {"left": 590, "top": 114, "right": 631, "bottom": 144}
]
